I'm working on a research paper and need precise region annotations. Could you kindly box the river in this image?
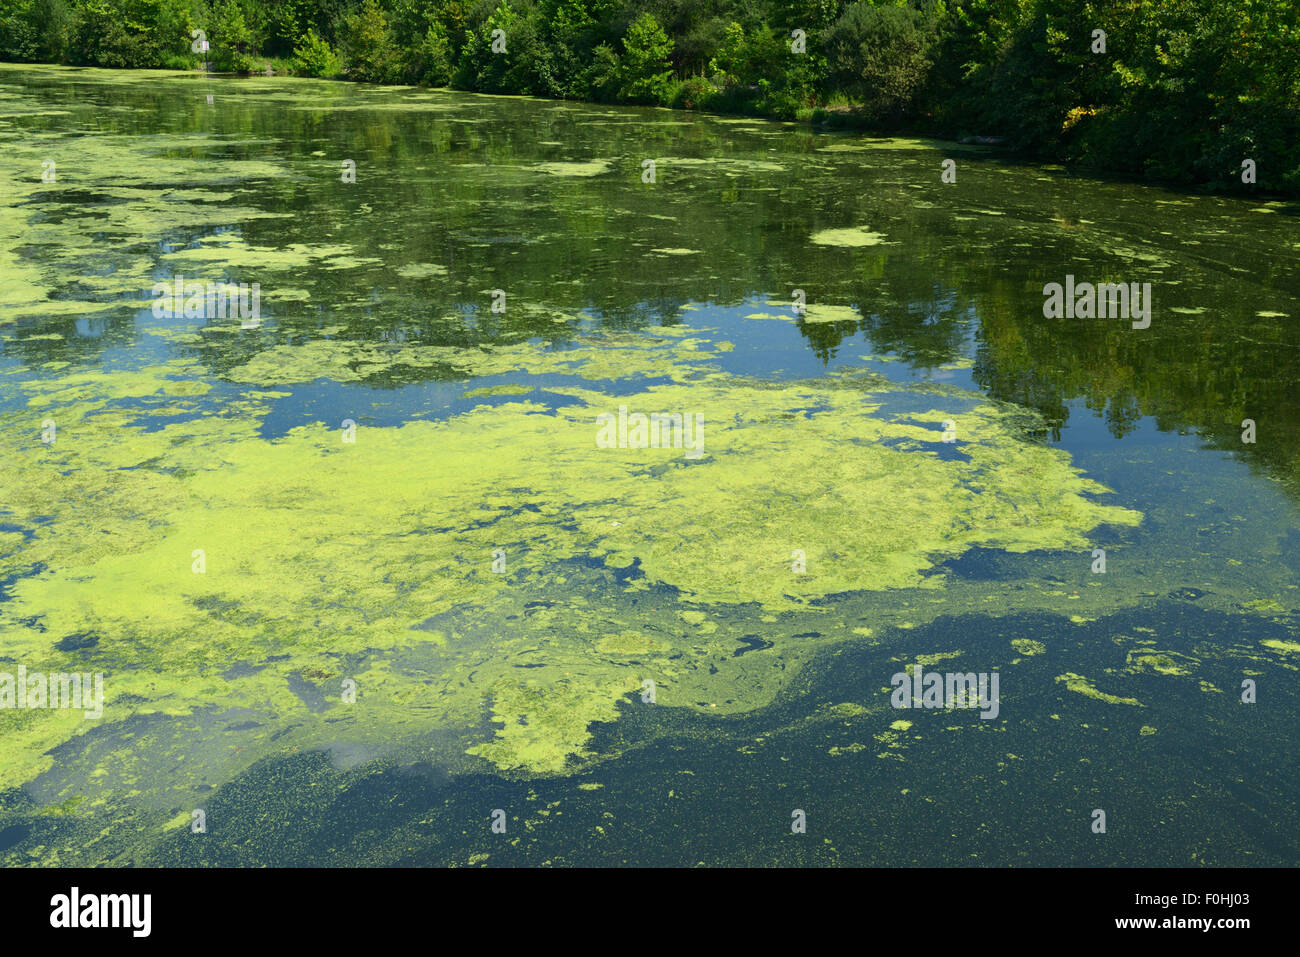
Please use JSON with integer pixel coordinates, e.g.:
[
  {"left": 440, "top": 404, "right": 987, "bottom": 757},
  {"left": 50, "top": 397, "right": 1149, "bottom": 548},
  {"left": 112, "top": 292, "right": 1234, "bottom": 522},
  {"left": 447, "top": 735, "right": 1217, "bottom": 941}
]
[{"left": 0, "top": 64, "right": 1296, "bottom": 866}]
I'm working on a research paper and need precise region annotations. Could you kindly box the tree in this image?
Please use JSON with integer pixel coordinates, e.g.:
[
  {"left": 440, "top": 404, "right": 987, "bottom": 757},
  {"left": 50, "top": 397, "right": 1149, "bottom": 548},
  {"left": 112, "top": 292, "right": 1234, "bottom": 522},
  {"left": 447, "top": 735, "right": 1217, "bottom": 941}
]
[
  {"left": 339, "top": 0, "right": 398, "bottom": 83},
  {"left": 409, "top": 20, "right": 452, "bottom": 85},
  {"left": 292, "top": 26, "right": 339, "bottom": 76},
  {"left": 209, "top": 0, "right": 257, "bottom": 73},
  {"left": 618, "top": 11, "right": 674, "bottom": 104},
  {"left": 826, "top": 1, "right": 940, "bottom": 123},
  {"left": 1, "top": 0, "right": 74, "bottom": 61}
]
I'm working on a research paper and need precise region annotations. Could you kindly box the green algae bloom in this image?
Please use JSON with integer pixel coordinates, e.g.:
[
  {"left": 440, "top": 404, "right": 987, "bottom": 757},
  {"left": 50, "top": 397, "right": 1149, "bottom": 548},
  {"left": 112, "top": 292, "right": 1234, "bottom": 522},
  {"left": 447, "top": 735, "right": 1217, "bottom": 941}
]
[
  {"left": 1055, "top": 674, "right": 1142, "bottom": 707},
  {"left": 0, "top": 334, "right": 1143, "bottom": 787},
  {"left": 1125, "top": 651, "right": 1196, "bottom": 676},
  {"left": 395, "top": 263, "right": 449, "bottom": 279},
  {"left": 531, "top": 160, "right": 612, "bottom": 177},
  {"left": 462, "top": 384, "right": 534, "bottom": 399},
  {"left": 810, "top": 227, "right": 888, "bottom": 247},
  {"left": 4, "top": 65, "right": 1299, "bottom": 868},
  {"left": 800, "top": 304, "right": 862, "bottom": 323},
  {"left": 1261, "top": 639, "right": 1300, "bottom": 655}
]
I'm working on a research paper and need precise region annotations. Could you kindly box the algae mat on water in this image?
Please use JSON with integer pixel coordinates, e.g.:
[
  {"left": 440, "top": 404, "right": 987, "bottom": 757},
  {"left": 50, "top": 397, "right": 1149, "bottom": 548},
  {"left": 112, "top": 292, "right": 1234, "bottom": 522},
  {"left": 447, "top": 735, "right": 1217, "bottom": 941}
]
[
  {"left": 5, "top": 65, "right": 1296, "bottom": 867},
  {"left": 0, "top": 332, "right": 1139, "bottom": 794}
]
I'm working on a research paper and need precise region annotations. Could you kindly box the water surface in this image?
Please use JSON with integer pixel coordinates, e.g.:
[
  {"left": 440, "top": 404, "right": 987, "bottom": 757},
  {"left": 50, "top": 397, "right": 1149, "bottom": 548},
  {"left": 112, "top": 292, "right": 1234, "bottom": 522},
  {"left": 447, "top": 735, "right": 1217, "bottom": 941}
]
[{"left": 0, "top": 65, "right": 1296, "bottom": 866}]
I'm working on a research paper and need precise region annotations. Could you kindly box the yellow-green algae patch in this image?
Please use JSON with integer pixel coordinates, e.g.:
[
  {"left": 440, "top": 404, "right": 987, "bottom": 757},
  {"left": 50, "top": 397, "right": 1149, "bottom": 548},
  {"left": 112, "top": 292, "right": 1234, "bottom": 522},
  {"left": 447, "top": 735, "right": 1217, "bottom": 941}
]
[
  {"left": 814, "top": 137, "right": 975, "bottom": 153},
  {"left": 801, "top": 304, "right": 862, "bottom": 323},
  {"left": 1011, "top": 639, "right": 1046, "bottom": 656},
  {"left": 395, "top": 262, "right": 449, "bottom": 279},
  {"left": 1244, "top": 598, "right": 1288, "bottom": 614},
  {"left": 652, "top": 156, "right": 785, "bottom": 174},
  {"left": 462, "top": 383, "right": 533, "bottom": 399},
  {"left": 0, "top": 337, "right": 1144, "bottom": 789},
  {"left": 910, "top": 652, "right": 963, "bottom": 667},
  {"left": 1261, "top": 639, "right": 1300, "bottom": 655},
  {"left": 829, "top": 742, "right": 867, "bottom": 756},
  {"left": 1055, "top": 673, "right": 1142, "bottom": 706},
  {"left": 1125, "top": 650, "right": 1197, "bottom": 676},
  {"left": 0, "top": 120, "right": 292, "bottom": 327},
  {"left": 595, "top": 631, "right": 666, "bottom": 656},
  {"left": 161, "top": 234, "right": 382, "bottom": 271},
  {"left": 759, "top": 301, "right": 862, "bottom": 323},
  {"left": 530, "top": 160, "right": 612, "bottom": 177},
  {"left": 222, "top": 332, "right": 723, "bottom": 386},
  {"left": 467, "top": 678, "right": 639, "bottom": 773},
  {"left": 810, "top": 227, "right": 888, "bottom": 247}
]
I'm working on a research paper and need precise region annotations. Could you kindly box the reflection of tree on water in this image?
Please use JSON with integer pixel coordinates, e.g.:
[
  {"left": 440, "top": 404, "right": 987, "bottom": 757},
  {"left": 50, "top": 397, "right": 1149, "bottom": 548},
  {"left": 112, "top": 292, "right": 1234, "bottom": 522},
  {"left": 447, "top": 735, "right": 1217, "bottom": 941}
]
[
  {"left": 969, "top": 285, "right": 1300, "bottom": 501},
  {"left": 7, "top": 67, "right": 1298, "bottom": 501},
  {"left": 803, "top": 278, "right": 1300, "bottom": 505}
]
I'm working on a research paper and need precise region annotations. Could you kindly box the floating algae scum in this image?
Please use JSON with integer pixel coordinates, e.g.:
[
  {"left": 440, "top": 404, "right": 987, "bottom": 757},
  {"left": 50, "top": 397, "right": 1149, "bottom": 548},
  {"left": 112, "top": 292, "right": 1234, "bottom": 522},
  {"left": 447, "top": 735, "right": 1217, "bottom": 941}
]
[{"left": 0, "top": 65, "right": 1298, "bottom": 866}]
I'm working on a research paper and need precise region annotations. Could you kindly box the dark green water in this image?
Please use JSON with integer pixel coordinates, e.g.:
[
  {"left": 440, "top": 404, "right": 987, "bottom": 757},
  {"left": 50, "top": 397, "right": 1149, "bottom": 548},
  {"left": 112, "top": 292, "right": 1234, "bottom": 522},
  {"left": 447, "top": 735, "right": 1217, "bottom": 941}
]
[{"left": 0, "top": 64, "right": 1296, "bottom": 866}]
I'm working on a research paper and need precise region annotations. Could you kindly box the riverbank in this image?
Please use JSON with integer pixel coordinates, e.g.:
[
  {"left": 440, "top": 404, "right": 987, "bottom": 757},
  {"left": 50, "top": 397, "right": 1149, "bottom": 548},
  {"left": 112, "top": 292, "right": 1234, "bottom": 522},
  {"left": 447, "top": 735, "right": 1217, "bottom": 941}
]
[
  {"left": 9, "top": 56, "right": 1297, "bottom": 206},
  {"left": 2, "top": 0, "right": 1296, "bottom": 197}
]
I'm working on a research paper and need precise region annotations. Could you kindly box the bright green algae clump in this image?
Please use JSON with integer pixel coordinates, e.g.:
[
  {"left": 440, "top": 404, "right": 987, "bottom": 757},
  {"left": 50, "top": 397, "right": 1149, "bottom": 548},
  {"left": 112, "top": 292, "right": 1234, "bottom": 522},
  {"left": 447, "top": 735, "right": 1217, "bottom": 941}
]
[
  {"left": 0, "top": 121, "right": 294, "bottom": 327},
  {"left": 810, "top": 226, "right": 888, "bottom": 247},
  {"left": 0, "top": 335, "right": 1141, "bottom": 787},
  {"left": 1055, "top": 673, "right": 1143, "bottom": 706}
]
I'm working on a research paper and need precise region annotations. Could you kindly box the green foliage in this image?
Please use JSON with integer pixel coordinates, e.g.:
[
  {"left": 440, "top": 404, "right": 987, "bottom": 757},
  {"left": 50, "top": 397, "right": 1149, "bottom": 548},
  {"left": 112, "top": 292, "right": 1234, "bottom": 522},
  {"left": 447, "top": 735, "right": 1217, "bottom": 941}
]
[
  {"left": 616, "top": 11, "right": 673, "bottom": 104},
  {"left": 1, "top": 0, "right": 75, "bottom": 61},
  {"left": 674, "top": 73, "right": 719, "bottom": 111},
  {"left": 826, "top": 1, "right": 941, "bottom": 124},
  {"left": 536, "top": 0, "right": 607, "bottom": 98},
  {"left": 1, "top": 0, "right": 1295, "bottom": 193},
  {"left": 958, "top": 0, "right": 1300, "bottom": 191},
  {"left": 407, "top": 20, "right": 452, "bottom": 85},
  {"left": 338, "top": 0, "right": 398, "bottom": 82},
  {"left": 706, "top": 22, "right": 817, "bottom": 118},
  {"left": 708, "top": 21, "right": 748, "bottom": 85},
  {"left": 452, "top": 0, "right": 556, "bottom": 95},
  {"left": 208, "top": 0, "right": 257, "bottom": 72},
  {"left": 263, "top": 0, "right": 310, "bottom": 57},
  {"left": 54, "top": 0, "right": 196, "bottom": 68},
  {"left": 291, "top": 26, "right": 339, "bottom": 76},
  {"left": 583, "top": 39, "right": 620, "bottom": 100}
]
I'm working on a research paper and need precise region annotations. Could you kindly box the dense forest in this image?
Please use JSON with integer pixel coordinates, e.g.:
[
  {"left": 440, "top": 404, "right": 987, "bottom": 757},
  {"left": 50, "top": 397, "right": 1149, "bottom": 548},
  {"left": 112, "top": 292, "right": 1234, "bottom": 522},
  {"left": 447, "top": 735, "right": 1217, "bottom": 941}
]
[{"left": 1, "top": 0, "right": 1297, "bottom": 193}]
